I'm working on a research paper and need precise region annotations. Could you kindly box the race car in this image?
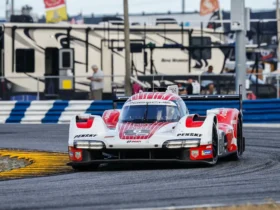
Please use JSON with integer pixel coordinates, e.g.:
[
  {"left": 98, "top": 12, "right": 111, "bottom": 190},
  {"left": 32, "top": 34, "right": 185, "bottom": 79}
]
[{"left": 67, "top": 86, "right": 245, "bottom": 171}]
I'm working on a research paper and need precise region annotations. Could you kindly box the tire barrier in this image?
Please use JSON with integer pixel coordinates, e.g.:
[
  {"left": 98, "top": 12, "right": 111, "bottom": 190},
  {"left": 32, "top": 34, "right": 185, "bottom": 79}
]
[{"left": 0, "top": 99, "right": 280, "bottom": 123}]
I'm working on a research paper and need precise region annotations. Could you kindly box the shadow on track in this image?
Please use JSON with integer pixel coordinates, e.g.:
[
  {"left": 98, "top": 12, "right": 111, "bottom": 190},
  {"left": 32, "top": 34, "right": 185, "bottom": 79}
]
[{"left": 73, "top": 162, "right": 216, "bottom": 172}]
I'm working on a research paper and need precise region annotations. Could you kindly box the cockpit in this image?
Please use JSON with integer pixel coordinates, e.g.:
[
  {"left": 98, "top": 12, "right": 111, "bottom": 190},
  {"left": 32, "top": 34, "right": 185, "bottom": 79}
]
[{"left": 119, "top": 101, "right": 182, "bottom": 123}]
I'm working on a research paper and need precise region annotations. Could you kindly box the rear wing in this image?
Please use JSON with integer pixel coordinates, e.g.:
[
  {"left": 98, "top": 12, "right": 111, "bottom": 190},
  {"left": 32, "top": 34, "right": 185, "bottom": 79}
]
[
  {"left": 181, "top": 94, "right": 242, "bottom": 113},
  {"left": 113, "top": 86, "right": 243, "bottom": 113}
]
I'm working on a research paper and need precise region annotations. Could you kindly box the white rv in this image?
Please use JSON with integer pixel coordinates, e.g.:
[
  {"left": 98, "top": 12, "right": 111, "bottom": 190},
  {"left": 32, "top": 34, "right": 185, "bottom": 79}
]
[{"left": 0, "top": 23, "right": 227, "bottom": 99}]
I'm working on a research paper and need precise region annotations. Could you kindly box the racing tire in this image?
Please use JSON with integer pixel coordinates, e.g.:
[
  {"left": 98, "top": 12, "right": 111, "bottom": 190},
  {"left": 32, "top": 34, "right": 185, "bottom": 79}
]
[
  {"left": 72, "top": 164, "right": 100, "bottom": 171},
  {"left": 228, "top": 117, "right": 243, "bottom": 161},
  {"left": 210, "top": 123, "right": 219, "bottom": 165}
]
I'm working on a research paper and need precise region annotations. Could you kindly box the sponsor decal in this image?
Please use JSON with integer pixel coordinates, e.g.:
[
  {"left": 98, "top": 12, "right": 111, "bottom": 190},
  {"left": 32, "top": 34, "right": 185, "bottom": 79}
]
[
  {"left": 75, "top": 151, "right": 82, "bottom": 159},
  {"left": 202, "top": 150, "right": 212, "bottom": 156},
  {"left": 74, "top": 134, "right": 97, "bottom": 138},
  {"left": 119, "top": 122, "right": 171, "bottom": 140},
  {"left": 191, "top": 150, "right": 199, "bottom": 158},
  {"left": 126, "top": 100, "right": 175, "bottom": 106},
  {"left": 177, "top": 133, "right": 202, "bottom": 137},
  {"left": 127, "top": 140, "right": 141, "bottom": 143},
  {"left": 124, "top": 129, "right": 150, "bottom": 136},
  {"left": 161, "top": 58, "right": 189, "bottom": 63}
]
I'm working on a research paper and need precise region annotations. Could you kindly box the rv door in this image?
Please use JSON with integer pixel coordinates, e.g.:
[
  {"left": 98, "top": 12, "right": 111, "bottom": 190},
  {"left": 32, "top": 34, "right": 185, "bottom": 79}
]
[
  {"left": 59, "top": 48, "right": 74, "bottom": 90},
  {"left": 1, "top": 49, "right": 3, "bottom": 77},
  {"left": 0, "top": 26, "right": 3, "bottom": 77}
]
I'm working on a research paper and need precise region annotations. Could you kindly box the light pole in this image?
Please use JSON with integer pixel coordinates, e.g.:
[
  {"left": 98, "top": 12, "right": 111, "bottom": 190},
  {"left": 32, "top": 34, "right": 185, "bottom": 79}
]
[
  {"left": 277, "top": 0, "right": 280, "bottom": 69},
  {"left": 123, "top": 0, "right": 132, "bottom": 96},
  {"left": 231, "top": 0, "right": 247, "bottom": 99},
  {"left": 11, "top": 0, "right": 14, "bottom": 15}
]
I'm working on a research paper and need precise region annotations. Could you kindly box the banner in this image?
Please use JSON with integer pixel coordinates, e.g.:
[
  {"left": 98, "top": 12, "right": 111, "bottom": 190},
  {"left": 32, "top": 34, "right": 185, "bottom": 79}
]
[
  {"left": 200, "top": 0, "right": 219, "bottom": 16},
  {"left": 44, "top": 0, "right": 68, "bottom": 23}
]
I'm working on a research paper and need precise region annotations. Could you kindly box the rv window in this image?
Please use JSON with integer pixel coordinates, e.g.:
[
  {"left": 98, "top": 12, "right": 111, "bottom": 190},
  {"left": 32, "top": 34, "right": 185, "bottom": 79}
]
[
  {"left": 191, "top": 37, "right": 212, "bottom": 60},
  {"left": 62, "top": 51, "right": 71, "bottom": 68},
  {"left": 16, "top": 49, "right": 35, "bottom": 73}
]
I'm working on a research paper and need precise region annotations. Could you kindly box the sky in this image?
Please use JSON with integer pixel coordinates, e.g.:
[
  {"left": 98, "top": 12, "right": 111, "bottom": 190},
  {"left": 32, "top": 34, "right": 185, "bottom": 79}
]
[{"left": 0, "top": 0, "right": 277, "bottom": 18}]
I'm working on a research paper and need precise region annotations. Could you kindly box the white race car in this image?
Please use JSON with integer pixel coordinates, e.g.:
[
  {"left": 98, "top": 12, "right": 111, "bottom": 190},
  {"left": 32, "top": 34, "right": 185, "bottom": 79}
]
[{"left": 67, "top": 86, "right": 245, "bottom": 171}]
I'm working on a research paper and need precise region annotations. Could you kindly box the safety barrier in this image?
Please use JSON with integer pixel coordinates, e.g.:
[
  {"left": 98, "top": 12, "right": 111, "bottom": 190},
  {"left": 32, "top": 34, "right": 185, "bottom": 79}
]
[{"left": 0, "top": 99, "right": 280, "bottom": 124}]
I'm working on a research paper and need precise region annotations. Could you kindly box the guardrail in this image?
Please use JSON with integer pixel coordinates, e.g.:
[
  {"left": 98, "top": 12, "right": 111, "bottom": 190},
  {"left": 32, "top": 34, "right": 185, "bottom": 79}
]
[{"left": 0, "top": 99, "right": 280, "bottom": 124}]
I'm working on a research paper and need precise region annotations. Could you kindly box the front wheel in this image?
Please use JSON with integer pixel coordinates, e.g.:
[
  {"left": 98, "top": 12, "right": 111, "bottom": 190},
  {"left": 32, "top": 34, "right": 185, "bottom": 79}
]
[{"left": 210, "top": 123, "right": 219, "bottom": 165}]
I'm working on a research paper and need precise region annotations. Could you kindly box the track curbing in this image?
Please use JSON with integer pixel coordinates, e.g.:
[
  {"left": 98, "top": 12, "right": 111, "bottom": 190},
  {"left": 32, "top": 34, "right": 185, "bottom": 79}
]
[{"left": 0, "top": 149, "right": 72, "bottom": 180}]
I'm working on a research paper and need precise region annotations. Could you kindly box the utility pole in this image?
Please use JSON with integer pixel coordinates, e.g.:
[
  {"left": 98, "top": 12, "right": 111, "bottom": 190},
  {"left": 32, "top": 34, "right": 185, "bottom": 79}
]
[
  {"left": 277, "top": 0, "right": 280, "bottom": 69},
  {"left": 123, "top": 0, "right": 132, "bottom": 96},
  {"left": 182, "top": 0, "right": 185, "bottom": 13},
  {"left": 231, "top": 0, "right": 247, "bottom": 99},
  {"left": 11, "top": 0, "right": 14, "bottom": 15},
  {"left": 5, "top": 0, "right": 9, "bottom": 21}
]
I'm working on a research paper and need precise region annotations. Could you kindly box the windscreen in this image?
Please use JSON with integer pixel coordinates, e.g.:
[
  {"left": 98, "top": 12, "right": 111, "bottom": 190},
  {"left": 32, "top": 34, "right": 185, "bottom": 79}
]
[{"left": 119, "top": 104, "right": 181, "bottom": 123}]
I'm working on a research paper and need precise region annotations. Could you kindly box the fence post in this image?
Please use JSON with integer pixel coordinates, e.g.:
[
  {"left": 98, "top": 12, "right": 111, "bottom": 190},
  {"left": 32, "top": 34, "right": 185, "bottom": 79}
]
[{"left": 37, "top": 77, "right": 40, "bottom": 100}]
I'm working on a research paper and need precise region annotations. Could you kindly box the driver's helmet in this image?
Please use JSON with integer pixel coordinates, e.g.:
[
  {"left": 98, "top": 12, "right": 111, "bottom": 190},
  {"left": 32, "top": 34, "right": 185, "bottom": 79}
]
[{"left": 166, "top": 106, "right": 176, "bottom": 120}]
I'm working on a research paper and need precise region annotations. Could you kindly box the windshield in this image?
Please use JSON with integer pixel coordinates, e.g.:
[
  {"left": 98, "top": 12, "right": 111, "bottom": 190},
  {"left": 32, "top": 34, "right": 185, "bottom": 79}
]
[{"left": 119, "top": 104, "right": 181, "bottom": 123}]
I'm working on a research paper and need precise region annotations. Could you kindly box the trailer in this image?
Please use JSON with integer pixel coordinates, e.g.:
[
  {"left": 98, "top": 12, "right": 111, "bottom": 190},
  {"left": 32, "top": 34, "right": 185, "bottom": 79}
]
[{"left": 0, "top": 22, "right": 229, "bottom": 100}]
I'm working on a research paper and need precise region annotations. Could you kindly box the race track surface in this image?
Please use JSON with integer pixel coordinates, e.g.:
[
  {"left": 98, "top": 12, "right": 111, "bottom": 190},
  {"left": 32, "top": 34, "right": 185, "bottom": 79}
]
[{"left": 0, "top": 125, "right": 280, "bottom": 210}]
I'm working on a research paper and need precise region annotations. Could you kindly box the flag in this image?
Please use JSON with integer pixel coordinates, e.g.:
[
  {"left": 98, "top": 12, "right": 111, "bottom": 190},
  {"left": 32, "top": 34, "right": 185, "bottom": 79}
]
[
  {"left": 70, "top": 17, "right": 75, "bottom": 24},
  {"left": 200, "top": 0, "right": 219, "bottom": 16},
  {"left": 207, "top": 10, "right": 222, "bottom": 29},
  {"left": 44, "top": 0, "right": 68, "bottom": 23},
  {"left": 75, "top": 14, "right": 84, "bottom": 24},
  {"left": 70, "top": 14, "right": 84, "bottom": 24}
]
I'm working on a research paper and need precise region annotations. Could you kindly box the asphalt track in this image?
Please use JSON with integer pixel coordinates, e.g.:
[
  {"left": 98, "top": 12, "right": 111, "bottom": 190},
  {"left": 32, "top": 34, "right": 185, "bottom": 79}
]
[{"left": 0, "top": 125, "right": 280, "bottom": 210}]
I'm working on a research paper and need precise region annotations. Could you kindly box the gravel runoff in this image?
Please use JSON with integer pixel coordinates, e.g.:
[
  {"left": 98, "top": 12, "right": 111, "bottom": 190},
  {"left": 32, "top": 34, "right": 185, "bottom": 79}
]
[{"left": 0, "top": 156, "right": 30, "bottom": 172}]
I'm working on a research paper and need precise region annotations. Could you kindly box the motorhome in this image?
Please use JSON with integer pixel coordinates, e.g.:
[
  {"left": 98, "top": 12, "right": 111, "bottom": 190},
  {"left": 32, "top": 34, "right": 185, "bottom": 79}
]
[{"left": 0, "top": 22, "right": 228, "bottom": 99}]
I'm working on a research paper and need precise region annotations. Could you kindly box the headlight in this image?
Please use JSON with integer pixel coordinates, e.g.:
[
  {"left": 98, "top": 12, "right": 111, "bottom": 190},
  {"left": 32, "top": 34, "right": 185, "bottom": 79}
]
[
  {"left": 74, "top": 140, "right": 104, "bottom": 149},
  {"left": 163, "top": 139, "right": 200, "bottom": 149}
]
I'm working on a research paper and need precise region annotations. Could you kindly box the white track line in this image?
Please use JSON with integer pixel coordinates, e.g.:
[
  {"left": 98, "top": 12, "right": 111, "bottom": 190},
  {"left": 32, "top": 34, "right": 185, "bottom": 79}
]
[
  {"left": 244, "top": 124, "right": 280, "bottom": 128},
  {"left": 127, "top": 200, "right": 280, "bottom": 210},
  {"left": 127, "top": 203, "right": 225, "bottom": 210}
]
